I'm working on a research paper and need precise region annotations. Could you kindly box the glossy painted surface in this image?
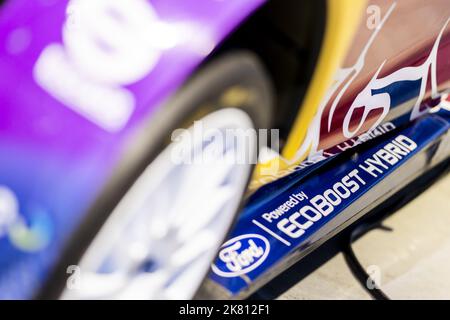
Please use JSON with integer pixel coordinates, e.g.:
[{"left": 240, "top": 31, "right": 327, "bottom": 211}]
[
  {"left": 305, "top": 0, "right": 450, "bottom": 158},
  {"left": 252, "top": 1, "right": 450, "bottom": 191},
  {"left": 210, "top": 110, "right": 450, "bottom": 296},
  {"left": 0, "top": 0, "right": 265, "bottom": 298},
  {"left": 0, "top": 0, "right": 449, "bottom": 300},
  {"left": 209, "top": 0, "right": 450, "bottom": 297},
  {"left": 249, "top": 1, "right": 450, "bottom": 214}
]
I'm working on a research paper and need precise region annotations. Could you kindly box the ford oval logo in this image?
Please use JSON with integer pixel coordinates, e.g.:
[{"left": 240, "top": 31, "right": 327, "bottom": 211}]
[{"left": 212, "top": 234, "right": 270, "bottom": 277}]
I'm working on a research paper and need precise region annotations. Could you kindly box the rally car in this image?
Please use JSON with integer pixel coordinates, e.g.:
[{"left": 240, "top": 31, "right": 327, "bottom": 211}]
[{"left": 0, "top": 0, "right": 449, "bottom": 299}]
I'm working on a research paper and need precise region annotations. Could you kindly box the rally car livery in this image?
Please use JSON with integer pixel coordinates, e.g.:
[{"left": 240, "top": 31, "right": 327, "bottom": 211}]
[{"left": 0, "top": 0, "right": 449, "bottom": 299}]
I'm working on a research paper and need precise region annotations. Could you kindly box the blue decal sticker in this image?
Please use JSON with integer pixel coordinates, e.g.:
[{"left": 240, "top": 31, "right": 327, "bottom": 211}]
[
  {"left": 209, "top": 113, "right": 450, "bottom": 295},
  {"left": 212, "top": 234, "right": 270, "bottom": 278}
]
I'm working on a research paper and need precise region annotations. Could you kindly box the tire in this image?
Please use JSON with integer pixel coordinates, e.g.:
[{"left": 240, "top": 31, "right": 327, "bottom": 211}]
[{"left": 37, "top": 51, "right": 274, "bottom": 299}]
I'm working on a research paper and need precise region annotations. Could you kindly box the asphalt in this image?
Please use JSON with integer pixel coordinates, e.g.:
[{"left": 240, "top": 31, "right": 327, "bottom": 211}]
[{"left": 276, "top": 172, "right": 450, "bottom": 300}]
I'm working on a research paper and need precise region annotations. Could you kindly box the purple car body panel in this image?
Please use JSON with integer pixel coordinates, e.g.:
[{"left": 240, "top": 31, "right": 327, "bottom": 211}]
[
  {"left": 1, "top": 0, "right": 449, "bottom": 300},
  {"left": 0, "top": 0, "right": 265, "bottom": 298}
]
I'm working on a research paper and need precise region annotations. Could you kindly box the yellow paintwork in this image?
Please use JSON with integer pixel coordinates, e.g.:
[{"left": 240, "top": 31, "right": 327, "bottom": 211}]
[{"left": 250, "top": 0, "right": 367, "bottom": 191}]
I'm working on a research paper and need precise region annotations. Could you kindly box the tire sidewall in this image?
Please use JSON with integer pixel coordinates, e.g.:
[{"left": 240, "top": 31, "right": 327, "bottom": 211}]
[{"left": 37, "top": 51, "right": 274, "bottom": 299}]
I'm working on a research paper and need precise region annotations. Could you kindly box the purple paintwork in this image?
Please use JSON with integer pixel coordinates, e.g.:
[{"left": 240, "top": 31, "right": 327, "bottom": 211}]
[{"left": 0, "top": 0, "right": 265, "bottom": 298}]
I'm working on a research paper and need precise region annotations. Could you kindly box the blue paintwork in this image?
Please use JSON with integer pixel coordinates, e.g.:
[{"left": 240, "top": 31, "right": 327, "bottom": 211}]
[{"left": 209, "top": 111, "right": 450, "bottom": 295}]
